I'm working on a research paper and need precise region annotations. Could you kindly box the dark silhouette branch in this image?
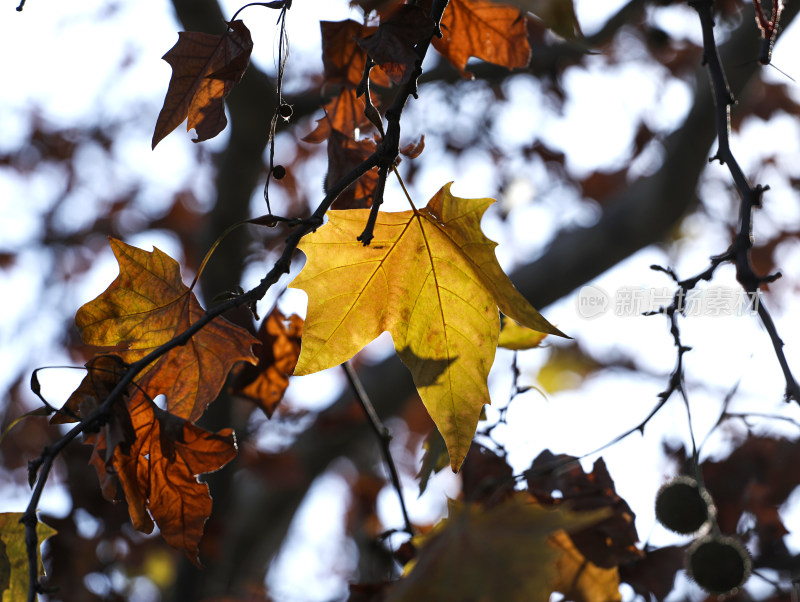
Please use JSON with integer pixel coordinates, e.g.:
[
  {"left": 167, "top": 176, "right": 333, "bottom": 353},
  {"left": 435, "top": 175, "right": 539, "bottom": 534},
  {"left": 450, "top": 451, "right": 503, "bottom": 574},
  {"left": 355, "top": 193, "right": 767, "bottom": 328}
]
[{"left": 689, "top": 0, "right": 800, "bottom": 402}]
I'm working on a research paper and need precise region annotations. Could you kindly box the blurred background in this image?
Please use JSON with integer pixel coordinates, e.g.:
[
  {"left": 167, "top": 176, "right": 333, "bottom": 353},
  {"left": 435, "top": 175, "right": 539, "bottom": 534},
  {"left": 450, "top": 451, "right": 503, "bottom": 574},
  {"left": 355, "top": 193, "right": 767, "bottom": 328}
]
[{"left": 2, "top": 0, "right": 800, "bottom": 599}]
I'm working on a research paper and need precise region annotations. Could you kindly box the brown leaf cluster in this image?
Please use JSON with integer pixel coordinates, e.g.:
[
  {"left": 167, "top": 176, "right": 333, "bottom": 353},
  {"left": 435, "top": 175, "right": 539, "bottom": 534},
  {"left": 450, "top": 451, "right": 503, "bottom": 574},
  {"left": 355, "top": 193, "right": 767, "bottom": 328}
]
[{"left": 58, "top": 239, "right": 258, "bottom": 561}]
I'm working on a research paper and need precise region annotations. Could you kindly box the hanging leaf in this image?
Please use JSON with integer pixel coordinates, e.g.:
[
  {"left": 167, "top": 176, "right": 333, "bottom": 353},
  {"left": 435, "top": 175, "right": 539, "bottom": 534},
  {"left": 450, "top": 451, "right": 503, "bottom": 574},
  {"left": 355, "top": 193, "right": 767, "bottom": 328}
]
[
  {"left": 102, "top": 394, "right": 236, "bottom": 564},
  {"left": 386, "top": 495, "right": 602, "bottom": 601},
  {"left": 152, "top": 20, "right": 253, "bottom": 148},
  {"left": 321, "top": 20, "right": 391, "bottom": 88},
  {"left": 291, "top": 183, "right": 563, "bottom": 470},
  {"left": 432, "top": 0, "right": 531, "bottom": 77},
  {"left": 230, "top": 307, "right": 303, "bottom": 417},
  {"left": 498, "top": 318, "right": 549, "bottom": 350},
  {"left": 357, "top": 5, "right": 436, "bottom": 84},
  {"left": 0, "top": 513, "right": 57, "bottom": 602},
  {"left": 75, "top": 238, "right": 258, "bottom": 422}
]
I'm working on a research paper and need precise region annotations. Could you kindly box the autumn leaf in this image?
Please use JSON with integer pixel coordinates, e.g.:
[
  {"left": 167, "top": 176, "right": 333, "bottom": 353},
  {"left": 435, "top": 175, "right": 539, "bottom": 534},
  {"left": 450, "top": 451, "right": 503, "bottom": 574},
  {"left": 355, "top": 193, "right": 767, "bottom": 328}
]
[
  {"left": 50, "top": 355, "right": 237, "bottom": 562},
  {"left": 152, "top": 20, "right": 253, "bottom": 148},
  {"left": 290, "top": 183, "right": 563, "bottom": 470},
  {"left": 103, "top": 394, "right": 237, "bottom": 563},
  {"left": 386, "top": 495, "right": 600, "bottom": 601},
  {"left": 325, "top": 130, "right": 380, "bottom": 209},
  {"left": 302, "top": 89, "right": 375, "bottom": 143},
  {"left": 0, "top": 513, "right": 57, "bottom": 602},
  {"left": 357, "top": 5, "right": 436, "bottom": 84},
  {"left": 498, "top": 318, "right": 549, "bottom": 350},
  {"left": 548, "top": 530, "right": 622, "bottom": 602},
  {"left": 75, "top": 238, "right": 258, "bottom": 422},
  {"left": 321, "top": 20, "right": 391, "bottom": 88},
  {"left": 526, "top": 450, "right": 643, "bottom": 568},
  {"left": 433, "top": 0, "right": 530, "bottom": 77},
  {"left": 230, "top": 307, "right": 303, "bottom": 417},
  {"left": 500, "top": 0, "right": 583, "bottom": 39}
]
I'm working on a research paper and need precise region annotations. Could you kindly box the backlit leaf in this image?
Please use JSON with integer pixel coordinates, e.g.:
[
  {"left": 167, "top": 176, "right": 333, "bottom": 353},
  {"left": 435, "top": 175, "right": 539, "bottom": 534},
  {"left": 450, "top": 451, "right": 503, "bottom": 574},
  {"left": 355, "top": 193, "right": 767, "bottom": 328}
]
[
  {"left": 0, "top": 513, "right": 57, "bottom": 602},
  {"left": 498, "top": 318, "right": 549, "bottom": 350},
  {"left": 549, "top": 530, "right": 622, "bottom": 602},
  {"left": 152, "top": 20, "right": 253, "bottom": 148},
  {"left": 387, "top": 495, "right": 599, "bottom": 601},
  {"left": 291, "top": 183, "right": 562, "bottom": 470},
  {"left": 357, "top": 5, "right": 436, "bottom": 84},
  {"left": 230, "top": 307, "right": 303, "bottom": 417},
  {"left": 112, "top": 395, "right": 237, "bottom": 564},
  {"left": 321, "top": 20, "right": 390, "bottom": 88},
  {"left": 433, "top": 0, "right": 531, "bottom": 77},
  {"left": 75, "top": 238, "right": 258, "bottom": 422}
]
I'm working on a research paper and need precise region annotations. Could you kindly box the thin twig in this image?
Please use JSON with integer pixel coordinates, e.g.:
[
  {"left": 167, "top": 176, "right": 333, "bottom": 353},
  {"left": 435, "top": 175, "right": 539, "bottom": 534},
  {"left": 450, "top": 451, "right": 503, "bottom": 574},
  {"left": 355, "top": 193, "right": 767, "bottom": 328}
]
[
  {"left": 689, "top": 0, "right": 800, "bottom": 403},
  {"left": 342, "top": 362, "right": 414, "bottom": 535}
]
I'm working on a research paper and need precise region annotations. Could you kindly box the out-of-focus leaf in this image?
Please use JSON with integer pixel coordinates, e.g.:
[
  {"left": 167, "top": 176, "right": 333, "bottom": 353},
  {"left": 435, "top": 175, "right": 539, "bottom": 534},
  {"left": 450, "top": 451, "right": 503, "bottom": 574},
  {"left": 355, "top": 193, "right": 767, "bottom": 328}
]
[
  {"left": 230, "top": 307, "right": 303, "bottom": 417},
  {"left": 548, "top": 530, "right": 622, "bottom": 602},
  {"left": 417, "top": 427, "right": 449, "bottom": 495},
  {"left": 321, "top": 20, "right": 390, "bottom": 88},
  {"left": 75, "top": 238, "right": 257, "bottom": 422},
  {"left": 325, "top": 130, "right": 380, "bottom": 210},
  {"left": 526, "top": 450, "right": 643, "bottom": 568},
  {"left": 619, "top": 545, "right": 685, "bottom": 602},
  {"left": 152, "top": 20, "right": 253, "bottom": 148},
  {"left": 501, "top": 0, "right": 583, "bottom": 39},
  {"left": 387, "top": 495, "right": 602, "bottom": 601},
  {"left": 498, "top": 318, "right": 549, "bottom": 350},
  {"left": 291, "top": 183, "right": 563, "bottom": 470},
  {"left": 432, "top": 0, "right": 531, "bottom": 77},
  {"left": 0, "top": 513, "right": 57, "bottom": 602}
]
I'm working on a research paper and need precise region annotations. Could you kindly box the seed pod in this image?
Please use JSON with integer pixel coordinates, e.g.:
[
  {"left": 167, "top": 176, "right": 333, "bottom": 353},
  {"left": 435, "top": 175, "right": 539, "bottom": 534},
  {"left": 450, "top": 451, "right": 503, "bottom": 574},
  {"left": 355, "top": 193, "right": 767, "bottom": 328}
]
[
  {"left": 278, "top": 104, "right": 293, "bottom": 120},
  {"left": 686, "top": 535, "right": 751, "bottom": 596},
  {"left": 655, "top": 476, "right": 715, "bottom": 535}
]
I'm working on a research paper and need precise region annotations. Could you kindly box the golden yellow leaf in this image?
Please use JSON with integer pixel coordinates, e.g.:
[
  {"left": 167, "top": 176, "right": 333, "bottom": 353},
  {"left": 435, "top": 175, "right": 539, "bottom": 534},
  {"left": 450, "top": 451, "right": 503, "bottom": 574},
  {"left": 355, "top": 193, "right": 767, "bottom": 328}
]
[
  {"left": 291, "top": 183, "right": 563, "bottom": 470},
  {"left": 0, "top": 513, "right": 57, "bottom": 602},
  {"left": 498, "top": 318, "right": 549, "bottom": 350},
  {"left": 549, "top": 530, "right": 622, "bottom": 602},
  {"left": 75, "top": 238, "right": 258, "bottom": 422}
]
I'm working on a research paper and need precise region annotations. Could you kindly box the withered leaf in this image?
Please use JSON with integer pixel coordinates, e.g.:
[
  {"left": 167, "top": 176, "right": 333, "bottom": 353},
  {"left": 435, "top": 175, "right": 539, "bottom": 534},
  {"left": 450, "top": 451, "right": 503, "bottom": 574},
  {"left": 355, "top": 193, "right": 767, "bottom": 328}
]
[
  {"left": 321, "top": 20, "right": 391, "bottom": 88},
  {"left": 302, "top": 89, "right": 375, "bottom": 144},
  {"left": 526, "top": 450, "right": 642, "bottom": 568},
  {"left": 325, "top": 130, "right": 380, "bottom": 209},
  {"left": 75, "top": 238, "right": 258, "bottom": 423},
  {"left": 357, "top": 5, "right": 436, "bottom": 84},
  {"left": 152, "top": 20, "right": 253, "bottom": 148},
  {"left": 230, "top": 307, "right": 303, "bottom": 417},
  {"left": 433, "top": 0, "right": 530, "bottom": 77},
  {"left": 109, "top": 394, "right": 237, "bottom": 564}
]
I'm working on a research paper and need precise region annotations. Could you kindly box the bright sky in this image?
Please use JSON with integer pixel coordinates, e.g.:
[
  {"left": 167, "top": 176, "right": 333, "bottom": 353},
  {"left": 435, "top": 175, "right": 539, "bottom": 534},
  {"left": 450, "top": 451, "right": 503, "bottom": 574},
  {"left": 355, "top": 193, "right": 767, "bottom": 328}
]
[{"left": 2, "top": 0, "right": 800, "bottom": 600}]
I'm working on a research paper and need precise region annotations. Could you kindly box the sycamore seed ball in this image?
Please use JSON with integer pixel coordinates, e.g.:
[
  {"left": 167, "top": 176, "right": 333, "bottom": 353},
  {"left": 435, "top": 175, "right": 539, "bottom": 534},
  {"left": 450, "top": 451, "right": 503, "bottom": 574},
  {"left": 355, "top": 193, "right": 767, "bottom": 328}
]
[
  {"left": 686, "top": 535, "right": 751, "bottom": 596},
  {"left": 655, "top": 476, "right": 715, "bottom": 535}
]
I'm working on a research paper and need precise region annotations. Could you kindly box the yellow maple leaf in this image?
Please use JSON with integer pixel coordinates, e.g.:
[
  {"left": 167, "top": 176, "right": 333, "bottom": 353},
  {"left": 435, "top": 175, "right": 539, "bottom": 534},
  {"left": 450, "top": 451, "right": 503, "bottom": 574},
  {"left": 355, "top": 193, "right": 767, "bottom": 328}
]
[{"left": 291, "top": 183, "right": 564, "bottom": 470}]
